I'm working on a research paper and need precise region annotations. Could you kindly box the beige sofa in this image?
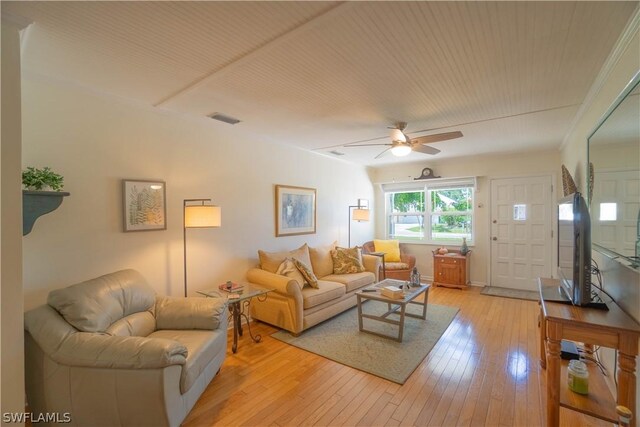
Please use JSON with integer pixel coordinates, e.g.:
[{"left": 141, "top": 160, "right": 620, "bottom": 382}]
[
  {"left": 24, "top": 269, "right": 228, "bottom": 427},
  {"left": 247, "top": 243, "right": 381, "bottom": 334}
]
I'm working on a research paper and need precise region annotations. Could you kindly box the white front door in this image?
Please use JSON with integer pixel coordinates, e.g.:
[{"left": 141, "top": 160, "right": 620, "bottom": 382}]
[
  {"left": 490, "top": 175, "right": 554, "bottom": 291},
  {"left": 591, "top": 170, "right": 640, "bottom": 257}
]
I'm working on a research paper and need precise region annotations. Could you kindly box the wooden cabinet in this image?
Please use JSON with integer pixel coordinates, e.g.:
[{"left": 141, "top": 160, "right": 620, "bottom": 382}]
[{"left": 432, "top": 250, "right": 470, "bottom": 289}]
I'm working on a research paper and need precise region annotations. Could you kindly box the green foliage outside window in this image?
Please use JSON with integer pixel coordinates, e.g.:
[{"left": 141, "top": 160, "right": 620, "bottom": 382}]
[
  {"left": 391, "top": 191, "right": 424, "bottom": 212},
  {"left": 387, "top": 186, "right": 473, "bottom": 242},
  {"left": 431, "top": 188, "right": 472, "bottom": 229}
]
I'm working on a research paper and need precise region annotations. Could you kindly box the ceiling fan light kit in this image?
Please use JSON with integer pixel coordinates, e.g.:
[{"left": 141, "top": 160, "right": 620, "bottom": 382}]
[
  {"left": 344, "top": 122, "right": 463, "bottom": 159},
  {"left": 390, "top": 144, "right": 412, "bottom": 156}
]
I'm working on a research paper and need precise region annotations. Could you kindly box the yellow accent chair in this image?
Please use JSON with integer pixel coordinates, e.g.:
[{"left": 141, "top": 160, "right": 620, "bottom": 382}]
[{"left": 361, "top": 240, "right": 416, "bottom": 281}]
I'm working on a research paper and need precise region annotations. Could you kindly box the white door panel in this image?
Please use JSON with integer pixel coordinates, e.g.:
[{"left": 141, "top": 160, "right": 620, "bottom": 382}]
[
  {"left": 592, "top": 170, "right": 639, "bottom": 257},
  {"left": 490, "top": 175, "right": 553, "bottom": 291}
]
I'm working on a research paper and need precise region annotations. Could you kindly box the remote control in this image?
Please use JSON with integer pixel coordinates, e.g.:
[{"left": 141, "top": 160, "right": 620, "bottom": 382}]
[{"left": 361, "top": 289, "right": 377, "bottom": 292}]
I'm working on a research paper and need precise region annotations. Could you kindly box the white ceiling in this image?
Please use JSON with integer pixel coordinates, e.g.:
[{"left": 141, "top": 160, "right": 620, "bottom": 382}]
[{"left": 3, "top": 1, "right": 637, "bottom": 166}]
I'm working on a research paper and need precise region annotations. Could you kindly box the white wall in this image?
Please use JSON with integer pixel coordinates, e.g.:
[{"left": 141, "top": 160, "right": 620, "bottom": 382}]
[
  {"left": 1, "top": 19, "right": 26, "bottom": 422},
  {"left": 21, "top": 76, "right": 374, "bottom": 309},
  {"left": 372, "top": 150, "right": 560, "bottom": 286}
]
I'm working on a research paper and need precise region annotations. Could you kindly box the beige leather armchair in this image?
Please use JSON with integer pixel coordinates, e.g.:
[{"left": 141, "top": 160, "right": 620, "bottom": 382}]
[
  {"left": 361, "top": 241, "right": 416, "bottom": 281},
  {"left": 24, "top": 269, "right": 228, "bottom": 427}
]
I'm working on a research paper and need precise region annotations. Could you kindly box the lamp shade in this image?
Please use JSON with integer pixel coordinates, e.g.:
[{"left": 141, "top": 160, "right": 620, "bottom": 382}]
[
  {"left": 185, "top": 205, "right": 221, "bottom": 228},
  {"left": 352, "top": 208, "right": 370, "bottom": 222}
]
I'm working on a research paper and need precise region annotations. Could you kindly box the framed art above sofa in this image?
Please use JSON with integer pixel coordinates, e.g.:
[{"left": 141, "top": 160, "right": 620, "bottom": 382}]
[{"left": 275, "top": 184, "right": 316, "bottom": 237}]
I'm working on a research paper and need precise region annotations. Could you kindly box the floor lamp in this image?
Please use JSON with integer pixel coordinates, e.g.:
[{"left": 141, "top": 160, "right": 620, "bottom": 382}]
[
  {"left": 183, "top": 199, "right": 221, "bottom": 297},
  {"left": 348, "top": 201, "right": 370, "bottom": 247}
]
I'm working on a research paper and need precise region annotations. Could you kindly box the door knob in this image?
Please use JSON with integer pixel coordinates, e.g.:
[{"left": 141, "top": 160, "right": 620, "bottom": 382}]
[
  {"left": 492, "top": 220, "right": 497, "bottom": 224},
  {"left": 492, "top": 237, "right": 497, "bottom": 241}
]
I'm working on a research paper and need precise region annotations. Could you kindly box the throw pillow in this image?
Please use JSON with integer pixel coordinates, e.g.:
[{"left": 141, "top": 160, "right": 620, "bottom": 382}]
[
  {"left": 309, "top": 241, "right": 337, "bottom": 278},
  {"left": 373, "top": 239, "right": 401, "bottom": 262},
  {"left": 331, "top": 247, "right": 366, "bottom": 274},
  {"left": 291, "top": 258, "right": 319, "bottom": 288},
  {"left": 258, "top": 243, "right": 312, "bottom": 274},
  {"left": 275, "top": 258, "right": 306, "bottom": 290}
]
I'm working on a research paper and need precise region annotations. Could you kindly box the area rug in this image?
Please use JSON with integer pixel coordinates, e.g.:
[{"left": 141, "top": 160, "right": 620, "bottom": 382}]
[
  {"left": 271, "top": 303, "right": 458, "bottom": 384},
  {"left": 480, "top": 286, "right": 538, "bottom": 301}
]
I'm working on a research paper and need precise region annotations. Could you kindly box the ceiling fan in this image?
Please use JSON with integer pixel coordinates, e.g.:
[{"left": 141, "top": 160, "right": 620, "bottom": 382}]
[{"left": 345, "top": 122, "right": 463, "bottom": 159}]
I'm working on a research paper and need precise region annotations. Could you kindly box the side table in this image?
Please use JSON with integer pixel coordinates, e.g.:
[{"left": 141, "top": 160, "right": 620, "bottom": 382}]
[
  {"left": 368, "top": 251, "right": 386, "bottom": 279},
  {"left": 432, "top": 250, "right": 470, "bottom": 289},
  {"left": 198, "top": 283, "right": 274, "bottom": 353}
]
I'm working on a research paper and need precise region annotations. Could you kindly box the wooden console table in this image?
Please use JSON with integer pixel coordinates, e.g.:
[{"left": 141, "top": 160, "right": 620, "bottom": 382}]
[{"left": 538, "top": 277, "right": 640, "bottom": 427}]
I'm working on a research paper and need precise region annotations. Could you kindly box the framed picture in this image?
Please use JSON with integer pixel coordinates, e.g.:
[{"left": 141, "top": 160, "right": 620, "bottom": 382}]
[
  {"left": 122, "top": 179, "right": 166, "bottom": 232},
  {"left": 275, "top": 185, "right": 316, "bottom": 237}
]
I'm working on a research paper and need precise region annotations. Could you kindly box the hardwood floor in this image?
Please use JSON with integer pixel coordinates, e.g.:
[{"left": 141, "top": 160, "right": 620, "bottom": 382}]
[{"left": 183, "top": 287, "right": 610, "bottom": 427}]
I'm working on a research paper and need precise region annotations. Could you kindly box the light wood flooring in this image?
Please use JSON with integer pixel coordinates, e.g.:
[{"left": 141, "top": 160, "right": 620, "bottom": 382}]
[{"left": 183, "top": 287, "right": 611, "bottom": 427}]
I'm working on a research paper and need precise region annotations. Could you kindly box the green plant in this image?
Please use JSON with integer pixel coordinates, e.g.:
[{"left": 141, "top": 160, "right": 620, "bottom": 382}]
[{"left": 22, "top": 167, "right": 64, "bottom": 191}]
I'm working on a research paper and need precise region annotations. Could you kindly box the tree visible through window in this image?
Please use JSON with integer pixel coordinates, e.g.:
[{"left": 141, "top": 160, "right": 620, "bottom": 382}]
[{"left": 386, "top": 184, "right": 474, "bottom": 243}]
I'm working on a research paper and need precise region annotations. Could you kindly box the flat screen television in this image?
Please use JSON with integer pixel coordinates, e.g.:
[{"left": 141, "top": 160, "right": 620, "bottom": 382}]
[{"left": 557, "top": 192, "right": 592, "bottom": 306}]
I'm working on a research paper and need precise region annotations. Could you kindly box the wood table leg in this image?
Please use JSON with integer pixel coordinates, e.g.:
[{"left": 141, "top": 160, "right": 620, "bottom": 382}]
[
  {"left": 618, "top": 334, "right": 638, "bottom": 427},
  {"left": 546, "top": 321, "right": 562, "bottom": 427},
  {"left": 539, "top": 303, "right": 547, "bottom": 369}
]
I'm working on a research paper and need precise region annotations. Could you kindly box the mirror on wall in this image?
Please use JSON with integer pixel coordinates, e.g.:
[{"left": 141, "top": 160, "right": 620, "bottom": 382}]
[{"left": 588, "top": 72, "right": 640, "bottom": 267}]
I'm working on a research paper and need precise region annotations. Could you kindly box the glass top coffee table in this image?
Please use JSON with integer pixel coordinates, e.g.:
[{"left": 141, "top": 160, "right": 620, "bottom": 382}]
[
  {"left": 355, "top": 279, "right": 430, "bottom": 342},
  {"left": 198, "top": 283, "right": 273, "bottom": 353}
]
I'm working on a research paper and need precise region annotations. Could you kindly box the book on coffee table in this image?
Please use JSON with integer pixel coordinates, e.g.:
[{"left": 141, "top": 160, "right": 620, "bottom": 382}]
[{"left": 380, "top": 285, "right": 403, "bottom": 299}]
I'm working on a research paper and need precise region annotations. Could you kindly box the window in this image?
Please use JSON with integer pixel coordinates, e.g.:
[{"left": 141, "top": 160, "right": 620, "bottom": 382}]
[
  {"left": 599, "top": 203, "right": 617, "bottom": 221},
  {"left": 513, "top": 204, "right": 527, "bottom": 221},
  {"left": 387, "top": 191, "right": 425, "bottom": 240},
  {"left": 384, "top": 178, "right": 475, "bottom": 244}
]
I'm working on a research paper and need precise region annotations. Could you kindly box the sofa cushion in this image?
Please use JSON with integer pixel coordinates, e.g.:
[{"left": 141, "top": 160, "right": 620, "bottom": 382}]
[
  {"left": 321, "top": 272, "right": 375, "bottom": 293},
  {"left": 48, "top": 269, "right": 156, "bottom": 333},
  {"left": 148, "top": 329, "right": 225, "bottom": 394},
  {"left": 292, "top": 258, "right": 319, "bottom": 288},
  {"left": 331, "top": 247, "right": 365, "bottom": 274},
  {"left": 373, "top": 239, "right": 401, "bottom": 262},
  {"left": 275, "top": 258, "right": 306, "bottom": 289},
  {"left": 385, "top": 262, "right": 410, "bottom": 270},
  {"left": 105, "top": 311, "right": 156, "bottom": 337},
  {"left": 301, "top": 280, "right": 345, "bottom": 309},
  {"left": 309, "top": 242, "right": 337, "bottom": 278},
  {"left": 258, "top": 244, "right": 312, "bottom": 274}
]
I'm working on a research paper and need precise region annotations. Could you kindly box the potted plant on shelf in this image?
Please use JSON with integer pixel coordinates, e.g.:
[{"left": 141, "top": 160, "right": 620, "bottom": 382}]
[
  {"left": 22, "top": 166, "right": 65, "bottom": 191},
  {"left": 22, "top": 166, "right": 70, "bottom": 235}
]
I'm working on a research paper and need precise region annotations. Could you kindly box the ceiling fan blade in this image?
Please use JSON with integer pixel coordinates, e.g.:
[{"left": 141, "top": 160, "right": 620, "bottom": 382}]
[
  {"left": 411, "top": 131, "right": 463, "bottom": 145},
  {"left": 412, "top": 144, "right": 441, "bottom": 155},
  {"left": 344, "top": 143, "right": 392, "bottom": 147},
  {"left": 375, "top": 147, "right": 392, "bottom": 159}
]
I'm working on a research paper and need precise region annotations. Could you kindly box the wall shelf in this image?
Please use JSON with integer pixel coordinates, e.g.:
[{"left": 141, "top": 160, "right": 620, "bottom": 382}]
[{"left": 23, "top": 190, "right": 70, "bottom": 235}]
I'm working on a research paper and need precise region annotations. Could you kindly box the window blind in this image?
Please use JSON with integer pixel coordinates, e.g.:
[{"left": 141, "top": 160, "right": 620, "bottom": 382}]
[{"left": 381, "top": 177, "right": 476, "bottom": 193}]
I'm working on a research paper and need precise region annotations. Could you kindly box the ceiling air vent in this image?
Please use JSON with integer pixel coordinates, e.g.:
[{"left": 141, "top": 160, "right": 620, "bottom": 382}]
[
  {"left": 208, "top": 113, "right": 241, "bottom": 125},
  {"left": 329, "top": 150, "right": 345, "bottom": 156}
]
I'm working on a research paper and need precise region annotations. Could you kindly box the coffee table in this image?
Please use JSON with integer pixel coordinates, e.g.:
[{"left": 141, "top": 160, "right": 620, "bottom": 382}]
[
  {"left": 356, "top": 279, "right": 430, "bottom": 342},
  {"left": 198, "top": 283, "right": 273, "bottom": 353}
]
